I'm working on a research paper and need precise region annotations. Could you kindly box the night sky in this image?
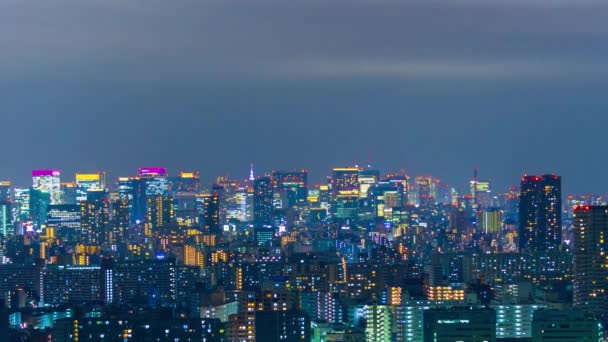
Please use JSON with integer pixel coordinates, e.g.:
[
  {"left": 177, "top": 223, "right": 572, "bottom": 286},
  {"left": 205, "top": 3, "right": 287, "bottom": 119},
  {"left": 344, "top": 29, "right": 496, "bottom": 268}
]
[{"left": 2, "top": 0, "right": 608, "bottom": 194}]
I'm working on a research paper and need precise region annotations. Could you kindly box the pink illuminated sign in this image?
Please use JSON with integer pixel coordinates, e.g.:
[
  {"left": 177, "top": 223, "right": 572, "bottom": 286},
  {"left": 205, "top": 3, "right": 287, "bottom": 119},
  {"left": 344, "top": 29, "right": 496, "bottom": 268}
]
[
  {"left": 139, "top": 167, "right": 167, "bottom": 176},
  {"left": 32, "top": 169, "right": 60, "bottom": 177}
]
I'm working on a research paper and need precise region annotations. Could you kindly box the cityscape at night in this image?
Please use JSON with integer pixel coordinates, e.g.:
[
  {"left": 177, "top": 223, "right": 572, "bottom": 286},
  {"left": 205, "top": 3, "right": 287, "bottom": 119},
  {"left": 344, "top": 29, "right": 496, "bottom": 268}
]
[
  {"left": 0, "top": 166, "right": 605, "bottom": 341},
  {"left": 4, "top": 0, "right": 608, "bottom": 341}
]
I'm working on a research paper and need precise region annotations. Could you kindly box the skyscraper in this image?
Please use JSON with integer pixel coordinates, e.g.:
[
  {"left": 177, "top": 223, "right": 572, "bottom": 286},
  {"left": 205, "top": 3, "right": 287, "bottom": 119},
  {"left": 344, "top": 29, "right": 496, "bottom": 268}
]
[
  {"left": 415, "top": 176, "right": 435, "bottom": 208},
  {"left": 519, "top": 175, "right": 562, "bottom": 252},
  {"left": 199, "top": 192, "right": 220, "bottom": 233},
  {"left": 75, "top": 173, "right": 105, "bottom": 202},
  {"left": 572, "top": 205, "right": 608, "bottom": 320},
  {"left": 32, "top": 169, "right": 61, "bottom": 204},
  {"left": 0, "top": 201, "right": 12, "bottom": 236},
  {"left": 271, "top": 170, "right": 308, "bottom": 209},
  {"left": 253, "top": 177, "right": 273, "bottom": 227},
  {"left": 145, "top": 195, "right": 174, "bottom": 235},
  {"left": 0, "top": 181, "right": 11, "bottom": 201},
  {"left": 29, "top": 188, "right": 51, "bottom": 228},
  {"left": 331, "top": 167, "right": 361, "bottom": 220}
]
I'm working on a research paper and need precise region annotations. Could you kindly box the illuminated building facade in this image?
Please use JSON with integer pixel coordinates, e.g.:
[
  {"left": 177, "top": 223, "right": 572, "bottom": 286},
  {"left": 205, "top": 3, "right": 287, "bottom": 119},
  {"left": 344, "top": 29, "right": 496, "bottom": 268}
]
[
  {"left": 572, "top": 205, "right": 608, "bottom": 320},
  {"left": 253, "top": 177, "right": 273, "bottom": 227},
  {"left": 422, "top": 307, "right": 496, "bottom": 342},
  {"left": 13, "top": 188, "right": 30, "bottom": 221},
  {"left": 519, "top": 175, "right": 561, "bottom": 252},
  {"left": 0, "top": 201, "right": 12, "bottom": 236},
  {"left": 481, "top": 208, "right": 502, "bottom": 234},
  {"left": 331, "top": 167, "right": 361, "bottom": 220},
  {"left": 364, "top": 304, "right": 391, "bottom": 342},
  {"left": 172, "top": 171, "right": 201, "bottom": 194},
  {"left": 32, "top": 170, "right": 61, "bottom": 205},
  {"left": 0, "top": 181, "right": 11, "bottom": 201},
  {"left": 415, "top": 176, "right": 435, "bottom": 208},
  {"left": 272, "top": 170, "right": 308, "bottom": 209},
  {"left": 145, "top": 195, "right": 174, "bottom": 235},
  {"left": 30, "top": 189, "right": 51, "bottom": 228},
  {"left": 199, "top": 192, "right": 220, "bottom": 233},
  {"left": 75, "top": 173, "right": 104, "bottom": 203},
  {"left": 80, "top": 199, "right": 110, "bottom": 245}
]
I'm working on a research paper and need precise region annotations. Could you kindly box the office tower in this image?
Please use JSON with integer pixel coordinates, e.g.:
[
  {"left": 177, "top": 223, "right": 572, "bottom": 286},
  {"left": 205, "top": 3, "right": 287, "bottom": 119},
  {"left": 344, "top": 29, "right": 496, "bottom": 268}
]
[
  {"left": 358, "top": 169, "right": 380, "bottom": 199},
  {"left": 172, "top": 171, "right": 201, "bottom": 194},
  {"left": 331, "top": 167, "right": 361, "bottom": 220},
  {"left": 80, "top": 198, "right": 110, "bottom": 245},
  {"left": 46, "top": 204, "right": 81, "bottom": 230},
  {"left": 481, "top": 208, "right": 502, "bottom": 234},
  {"left": 253, "top": 177, "right": 273, "bottom": 227},
  {"left": 47, "top": 204, "right": 81, "bottom": 243},
  {"left": 369, "top": 181, "right": 405, "bottom": 218},
  {"left": 531, "top": 309, "right": 603, "bottom": 341},
  {"left": 32, "top": 169, "right": 61, "bottom": 204},
  {"left": 572, "top": 205, "right": 608, "bottom": 319},
  {"left": 254, "top": 310, "right": 310, "bottom": 342},
  {"left": 145, "top": 195, "right": 174, "bottom": 235},
  {"left": 13, "top": 188, "right": 30, "bottom": 222},
  {"left": 271, "top": 170, "right": 308, "bottom": 209},
  {"left": 415, "top": 176, "right": 435, "bottom": 207},
  {"left": 112, "top": 199, "right": 130, "bottom": 241},
  {"left": 60, "top": 182, "right": 77, "bottom": 204},
  {"left": 75, "top": 173, "right": 105, "bottom": 202},
  {"left": 118, "top": 167, "right": 170, "bottom": 224},
  {"left": 199, "top": 192, "right": 220, "bottom": 233},
  {"left": 0, "top": 181, "right": 11, "bottom": 201},
  {"left": 0, "top": 201, "right": 12, "bottom": 236},
  {"left": 423, "top": 307, "right": 496, "bottom": 342},
  {"left": 519, "top": 175, "right": 562, "bottom": 252},
  {"left": 470, "top": 178, "right": 491, "bottom": 208},
  {"left": 139, "top": 167, "right": 169, "bottom": 196},
  {"left": 29, "top": 188, "right": 51, "bottom": 229},
  {"left": 118, "top": 176, "right": 144, "bottom": 223}
]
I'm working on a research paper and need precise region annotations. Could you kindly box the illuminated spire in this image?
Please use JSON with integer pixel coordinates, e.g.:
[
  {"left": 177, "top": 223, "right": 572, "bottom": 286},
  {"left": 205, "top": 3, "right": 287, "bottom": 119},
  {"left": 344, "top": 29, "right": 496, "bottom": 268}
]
[{"left": 249, "top": 162, "right": 255, "bottom": 181}]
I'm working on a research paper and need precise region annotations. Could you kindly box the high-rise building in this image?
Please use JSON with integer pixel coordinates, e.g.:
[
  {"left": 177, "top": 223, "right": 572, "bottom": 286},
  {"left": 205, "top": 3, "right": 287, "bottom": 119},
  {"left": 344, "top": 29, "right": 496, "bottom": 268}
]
[
  {"left": 0, "top": 201, "right": 12, "bottom": 236},
  {"left": 272, "top": 170, "right": 308, "bottom": 209},
  {"left": 364, "top": 304, "right": 392, "bottom": 342},
  {"left": 172, "top": 171, "right": 201, "bottom": 194},
  {"left": 0, "top": 181, "right": 11, "bottom": 201},
  {"left": 13, "top": 188, "right": 30, "bottom": 222},
  {"left": 80, "top": 198, "right": 110, "bottom": 245},
  {"left": 358, "top": 169, "right": 380, "bottom": 199},
  {"left": 139, "top": 167, "right": 169, "bottom": 196},
  {"left": 415, "top": 176, "right": 435, "bottom": 208},
  {"left": 519, "top": 175, "right": 562, "bottom": 252},
  {"left": 331, "top": 167, "right": 361, "bottom": 220},
  {"left": 145, "top": 195, "right": 174, "bottom": 235},
  {"left": 572, "top": 205, "right": 608, "bottom": 320},
  {"left": 60, "top": 182, "right": 77, "bottom": 204},
  {"left": 199, "top": 192, "right": 220, "bottom": 233},
  {"left": 32, "top": 169, "right": 61, "bottom": 205},
  {"left": 46, "top": 204, "right": 81, "bottom": 230},
  {"left": 75, "top": 173, "right": 105, "bottom": 202},
  {"left": 481, "top": 208, "right": 502, "bottom": 234},
  {"left": 29, "top": 188, "right": 51, "bottom": 228},
  {"left": 253, "top": 177, "right": 273, "bottom": 227}
]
